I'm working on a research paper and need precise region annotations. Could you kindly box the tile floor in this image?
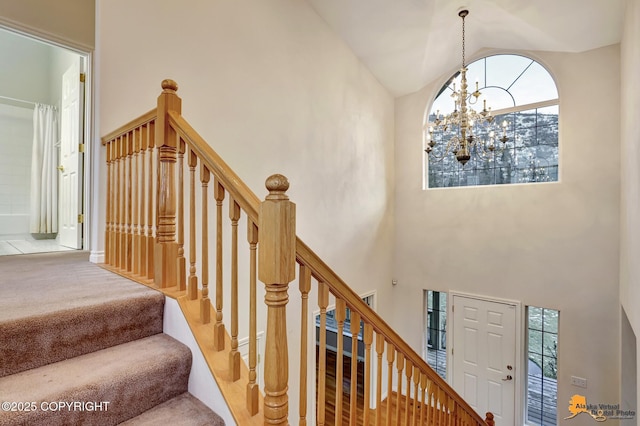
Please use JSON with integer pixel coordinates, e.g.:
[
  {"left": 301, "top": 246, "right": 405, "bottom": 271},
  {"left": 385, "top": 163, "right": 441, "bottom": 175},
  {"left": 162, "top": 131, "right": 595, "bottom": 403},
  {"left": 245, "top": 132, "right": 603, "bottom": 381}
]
[{"left": 0, "top": 235, "right": 75, "bottom": 256}]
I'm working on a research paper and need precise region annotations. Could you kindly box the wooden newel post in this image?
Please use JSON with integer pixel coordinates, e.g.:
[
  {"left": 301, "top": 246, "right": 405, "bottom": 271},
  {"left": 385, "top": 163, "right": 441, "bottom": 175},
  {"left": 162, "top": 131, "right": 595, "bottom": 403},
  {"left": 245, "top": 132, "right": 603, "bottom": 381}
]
[
  {"left": 485, "top": 412, "right": 495, "bottom": 426},
  {"left": 259, "top": 174, "right": 296, "bottom": 425},
  {"left": 154, "top": 79, "right": 182, "bottom": 288}
]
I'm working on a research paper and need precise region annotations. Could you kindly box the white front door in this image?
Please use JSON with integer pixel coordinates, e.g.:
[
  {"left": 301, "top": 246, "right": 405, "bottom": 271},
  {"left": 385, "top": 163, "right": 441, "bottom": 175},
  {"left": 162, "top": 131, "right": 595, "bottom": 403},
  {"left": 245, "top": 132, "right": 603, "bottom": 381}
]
[
  {"left": 58, "top": 60, "right": 84, "bottom": 249},
  {"left": 452, "top": 295, "right": 517, "bottom": 425}
]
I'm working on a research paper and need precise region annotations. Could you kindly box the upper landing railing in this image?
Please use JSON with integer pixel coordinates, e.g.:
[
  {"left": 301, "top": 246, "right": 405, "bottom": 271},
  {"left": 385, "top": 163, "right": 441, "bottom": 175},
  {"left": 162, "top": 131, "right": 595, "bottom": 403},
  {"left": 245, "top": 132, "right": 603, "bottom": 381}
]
[{"left": 101, "top": 80, "right": 494, "bottom": 426}]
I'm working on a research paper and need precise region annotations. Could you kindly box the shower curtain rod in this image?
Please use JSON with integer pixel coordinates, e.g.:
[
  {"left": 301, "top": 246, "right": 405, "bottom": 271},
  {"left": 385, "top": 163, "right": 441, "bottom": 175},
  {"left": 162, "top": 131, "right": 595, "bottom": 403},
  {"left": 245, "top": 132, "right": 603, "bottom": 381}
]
[{"left": 0, "top": 94, "right": 36, "bottom": 106}]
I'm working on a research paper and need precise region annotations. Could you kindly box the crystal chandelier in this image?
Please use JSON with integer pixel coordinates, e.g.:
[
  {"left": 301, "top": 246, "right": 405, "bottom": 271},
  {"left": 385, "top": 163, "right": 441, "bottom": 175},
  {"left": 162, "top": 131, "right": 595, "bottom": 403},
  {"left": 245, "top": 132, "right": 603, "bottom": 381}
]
[{"left": 425, "top": 10, "right": 508, "bottom": 165}]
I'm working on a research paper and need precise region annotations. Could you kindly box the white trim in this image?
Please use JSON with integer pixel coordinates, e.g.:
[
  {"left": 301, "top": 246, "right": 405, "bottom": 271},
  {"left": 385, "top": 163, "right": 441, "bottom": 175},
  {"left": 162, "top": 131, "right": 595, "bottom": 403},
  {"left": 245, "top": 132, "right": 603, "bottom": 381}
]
[
  {"left": 0, "top": 21, "right": 95, "bottom": 257},
  {"left": 491, "top": 98, "right": 559, "bottom": 116},
  {"left": 449, "top": 291, "right": 524, "bottom": 425},
  {"left": 89, "top": 250, "right": 104, "bottom": 264},
  {"left": 0, "top": 17, "right": 93, "bottom": 53}
]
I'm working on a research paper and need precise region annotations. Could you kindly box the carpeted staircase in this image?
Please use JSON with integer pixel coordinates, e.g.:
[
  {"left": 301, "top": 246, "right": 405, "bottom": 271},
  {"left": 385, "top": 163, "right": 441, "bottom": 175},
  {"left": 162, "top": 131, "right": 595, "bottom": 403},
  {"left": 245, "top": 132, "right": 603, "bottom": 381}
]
[{"left": 0, "top": 252, "right": 225, "bottom": 425}]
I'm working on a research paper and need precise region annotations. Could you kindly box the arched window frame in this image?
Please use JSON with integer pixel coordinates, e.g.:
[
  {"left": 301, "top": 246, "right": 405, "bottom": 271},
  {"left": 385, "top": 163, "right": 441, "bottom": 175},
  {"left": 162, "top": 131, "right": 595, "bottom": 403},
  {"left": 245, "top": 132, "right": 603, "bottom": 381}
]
[{"left": 423, "top": 53, "right": 560, "bottom": 189}]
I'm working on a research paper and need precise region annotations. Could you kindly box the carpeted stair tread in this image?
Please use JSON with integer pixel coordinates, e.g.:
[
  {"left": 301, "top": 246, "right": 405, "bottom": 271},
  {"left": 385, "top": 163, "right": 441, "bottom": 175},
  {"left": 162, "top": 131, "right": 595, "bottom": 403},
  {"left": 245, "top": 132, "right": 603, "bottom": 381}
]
[
  {"left": 0, "top": 291, "right": 165, "bottom": 378},
  {"left": 120, "top": 392, "right": 225, "bottom": 425},
  {"left": 0, "top": 333, "right": 191, "bottom": 426},
  {"left": 0, "top": 251, "right": 160, "bottom": 322}
]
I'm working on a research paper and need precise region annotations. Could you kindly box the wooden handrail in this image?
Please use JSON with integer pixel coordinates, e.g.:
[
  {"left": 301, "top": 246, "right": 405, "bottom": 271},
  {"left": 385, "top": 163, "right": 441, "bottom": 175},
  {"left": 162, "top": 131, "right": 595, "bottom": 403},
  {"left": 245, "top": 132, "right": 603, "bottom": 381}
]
[
  {"left": 101, "top": 108, "right": 157, "bottom": 145},
  {"left": 101, "top": 80, "right": 493, "bottom": 426},
  {"left": 167, "top": 111, "right": 260, "bottom": 222},
  {"left": 295, "top": 238, "right": 485, "bottom": 423}
]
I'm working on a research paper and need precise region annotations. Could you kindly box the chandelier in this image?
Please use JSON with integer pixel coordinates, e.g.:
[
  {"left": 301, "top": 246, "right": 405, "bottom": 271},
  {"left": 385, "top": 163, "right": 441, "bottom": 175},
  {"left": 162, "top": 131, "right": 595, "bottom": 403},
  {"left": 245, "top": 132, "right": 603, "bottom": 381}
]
[{"left": 425, "top": 9, "right": 509, "bottom": 165}]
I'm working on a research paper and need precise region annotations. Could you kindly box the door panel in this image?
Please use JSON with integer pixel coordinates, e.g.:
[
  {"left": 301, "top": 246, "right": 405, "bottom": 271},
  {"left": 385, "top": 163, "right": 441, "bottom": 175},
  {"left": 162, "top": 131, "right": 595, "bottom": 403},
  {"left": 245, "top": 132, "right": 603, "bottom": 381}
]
[
  {"left": 59, "top": 59, "right": 84, "bottom": 249},
  {"left": 453, "top": 295, "right": 516, "bottom": 425}
]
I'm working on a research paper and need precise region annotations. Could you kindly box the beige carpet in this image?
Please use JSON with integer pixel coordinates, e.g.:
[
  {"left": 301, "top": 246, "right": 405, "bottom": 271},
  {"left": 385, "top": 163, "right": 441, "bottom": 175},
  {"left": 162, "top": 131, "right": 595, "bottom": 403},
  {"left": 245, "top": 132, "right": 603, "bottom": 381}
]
[
  {"left": 0, "top": 251, "right": 155, "bottom": 321},
  {"left": 0, "top": 251, "right": 225, "bottom": 425}
]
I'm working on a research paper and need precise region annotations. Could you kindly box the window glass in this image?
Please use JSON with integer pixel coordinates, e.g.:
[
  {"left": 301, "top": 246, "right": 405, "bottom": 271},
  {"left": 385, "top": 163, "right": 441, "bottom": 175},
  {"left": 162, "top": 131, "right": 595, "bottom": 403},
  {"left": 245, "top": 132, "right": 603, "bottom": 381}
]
[
  {"left": 425, "top": 54, "right": 559, "bottom": 188},
  {"left": 527, "top": 306, "right": 559, "bottom": 426},
  {"left": 425, "top": 290, "right": 447, "bottom": 380}
]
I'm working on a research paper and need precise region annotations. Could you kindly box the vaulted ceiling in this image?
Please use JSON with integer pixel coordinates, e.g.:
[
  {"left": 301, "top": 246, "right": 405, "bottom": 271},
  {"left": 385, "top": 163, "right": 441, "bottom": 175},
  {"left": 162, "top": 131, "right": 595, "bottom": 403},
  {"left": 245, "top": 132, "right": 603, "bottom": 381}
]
[{"left": 306, "top": 0, "right": 627, "bottom": 96}]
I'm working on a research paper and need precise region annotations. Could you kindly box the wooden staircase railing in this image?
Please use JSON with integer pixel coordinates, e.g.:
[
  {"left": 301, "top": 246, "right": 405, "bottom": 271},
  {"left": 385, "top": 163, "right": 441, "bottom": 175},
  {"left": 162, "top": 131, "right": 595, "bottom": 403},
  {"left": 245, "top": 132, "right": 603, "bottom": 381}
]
[{"left": 101, "top": 80, "right": 495, "bottom": 426}]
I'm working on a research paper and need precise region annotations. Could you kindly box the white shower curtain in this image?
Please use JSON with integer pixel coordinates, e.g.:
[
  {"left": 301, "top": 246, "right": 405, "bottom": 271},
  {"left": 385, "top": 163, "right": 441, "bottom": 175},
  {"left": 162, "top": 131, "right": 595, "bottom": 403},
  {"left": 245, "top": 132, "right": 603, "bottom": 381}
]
[{"left": 30, "top": 104, "right": 58, "bottom": 234}]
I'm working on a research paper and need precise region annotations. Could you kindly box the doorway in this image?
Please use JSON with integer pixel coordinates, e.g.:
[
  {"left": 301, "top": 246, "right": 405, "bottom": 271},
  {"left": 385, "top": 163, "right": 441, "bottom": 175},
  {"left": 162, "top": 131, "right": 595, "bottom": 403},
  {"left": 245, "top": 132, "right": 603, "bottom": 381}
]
[
  {"left": 0, "top": 26, "right": 89, "bottom": 255},
  {"left": 450, "top": 293, "right": 520, "bottom": 426}
]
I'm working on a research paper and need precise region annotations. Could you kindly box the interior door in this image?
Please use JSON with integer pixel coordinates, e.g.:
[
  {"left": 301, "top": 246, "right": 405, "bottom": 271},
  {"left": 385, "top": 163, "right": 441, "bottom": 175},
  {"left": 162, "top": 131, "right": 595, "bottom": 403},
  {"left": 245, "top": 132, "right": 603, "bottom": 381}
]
[
  {"left": 452, "top": 295, "right": 516, "bottom": 425},
  {"left": 58, "top": 59, "right": 84, "bottom": 249}
]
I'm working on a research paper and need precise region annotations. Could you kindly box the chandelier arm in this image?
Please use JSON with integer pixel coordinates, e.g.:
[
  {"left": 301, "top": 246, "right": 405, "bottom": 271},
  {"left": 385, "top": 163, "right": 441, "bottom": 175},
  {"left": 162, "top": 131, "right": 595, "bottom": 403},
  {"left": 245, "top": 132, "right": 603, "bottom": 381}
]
[{"left": 426, "top": 136, "right": 462, "bottom": 163}]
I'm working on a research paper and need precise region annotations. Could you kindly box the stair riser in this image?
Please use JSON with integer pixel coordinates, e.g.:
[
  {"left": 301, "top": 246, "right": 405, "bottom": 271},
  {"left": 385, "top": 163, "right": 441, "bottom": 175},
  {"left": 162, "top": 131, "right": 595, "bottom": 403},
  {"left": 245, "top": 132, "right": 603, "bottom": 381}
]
[
  {"left": 0, "top": 335, "right": 192, "bottom": 426},
  {"left": 0, "top": 294, "right": 164, "bottom": 378}
]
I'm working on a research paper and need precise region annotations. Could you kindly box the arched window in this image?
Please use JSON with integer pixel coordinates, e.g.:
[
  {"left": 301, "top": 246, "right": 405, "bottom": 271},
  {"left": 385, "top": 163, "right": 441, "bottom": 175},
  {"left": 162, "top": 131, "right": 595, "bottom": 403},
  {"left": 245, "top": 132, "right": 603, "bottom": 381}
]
[{"left": 425, "top": 54, "right": 559, "bottom": 188}]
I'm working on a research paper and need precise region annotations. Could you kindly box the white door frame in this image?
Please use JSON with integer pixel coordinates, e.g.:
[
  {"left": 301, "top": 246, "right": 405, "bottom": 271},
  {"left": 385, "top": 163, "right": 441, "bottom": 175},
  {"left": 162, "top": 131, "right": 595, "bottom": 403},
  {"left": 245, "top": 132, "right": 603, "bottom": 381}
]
[
  {"left": 448, "top": 291, "right": 524, "bottom": 425},
  {"left": 0, "top": 22, "right": 94, "bottom": 255}
]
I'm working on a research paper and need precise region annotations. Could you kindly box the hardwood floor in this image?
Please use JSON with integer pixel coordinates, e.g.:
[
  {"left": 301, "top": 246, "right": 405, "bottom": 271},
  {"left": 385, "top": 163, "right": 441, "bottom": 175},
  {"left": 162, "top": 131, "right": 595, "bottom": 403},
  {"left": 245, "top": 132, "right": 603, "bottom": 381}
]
[
  {"left": 316, "top": 348, "right": 421, "bottom": 425},
  {"left": 315, "top": 347, "right": 453, "bottom": 425},
  {"left": 317, "top": 348, "right": 366, "bottom": 425}
]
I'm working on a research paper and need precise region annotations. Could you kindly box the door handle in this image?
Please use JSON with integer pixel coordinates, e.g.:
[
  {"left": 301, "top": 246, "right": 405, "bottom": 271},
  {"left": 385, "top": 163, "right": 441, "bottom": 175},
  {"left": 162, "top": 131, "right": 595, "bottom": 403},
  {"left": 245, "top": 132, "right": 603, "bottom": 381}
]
[
  {"left": 502, "top": 375, "right": 513, "bottom": 381},
  {"left": 57, "top": 165, "right": 65, "bottom": 172}
]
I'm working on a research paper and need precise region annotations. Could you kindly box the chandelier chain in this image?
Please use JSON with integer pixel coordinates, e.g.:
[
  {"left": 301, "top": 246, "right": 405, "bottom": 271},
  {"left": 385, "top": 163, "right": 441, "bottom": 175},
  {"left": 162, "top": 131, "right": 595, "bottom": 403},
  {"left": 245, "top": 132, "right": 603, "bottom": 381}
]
[{"left": 461, "top": 13, "right": 466, "bottom": 68}]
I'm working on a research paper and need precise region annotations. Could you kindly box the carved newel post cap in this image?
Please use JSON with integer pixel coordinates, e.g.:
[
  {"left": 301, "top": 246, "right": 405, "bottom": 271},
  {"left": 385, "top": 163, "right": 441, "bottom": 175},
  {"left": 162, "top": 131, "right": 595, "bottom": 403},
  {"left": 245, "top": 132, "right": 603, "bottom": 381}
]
[
  {"left": 265, "top": 174, "right": 290, "bottom": 200},
  {"left": 161, "top": 79, "right": 178, "bottom": 92}
]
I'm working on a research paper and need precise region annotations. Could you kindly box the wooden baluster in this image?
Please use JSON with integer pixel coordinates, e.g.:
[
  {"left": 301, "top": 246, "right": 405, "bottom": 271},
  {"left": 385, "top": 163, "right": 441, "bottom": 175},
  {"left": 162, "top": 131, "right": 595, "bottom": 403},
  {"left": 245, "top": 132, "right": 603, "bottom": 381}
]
[
  {"left": 186, "top": 149, "right": 198, "bottom": 301},
  {"left": 485, "top": 412, "right": 495, "bottom": 426},
  {"left": 375, "top": 333, "right": 384, "bottom": 426},
  {"left": 139, "top": 124, "right": 148, "bottom": 277},
  {"left": 258, "top": 174, "right": 296, "bottom": 425},
  {"left": 109, "top": 139, "right": 115, "bottom": 266},
  {"left": 132, "top": 127, "right": 140, "bottom": 275},
  {"left": 213, "top": 178, "right": 225, "bottom": 351},
  {"left": 430, "top": 385, "right": 437, "bottom": 426},
  {"left": 335, "top": 298, "right": 346, "bottom": 425},
  {"left": 452, "top": 400, "right": 458, "bottom": 426},
  {"left": 126, "top": 131, "right": 133, "bottom": 272},
  {"left": 114, "top": 138, "right": 119, "bottom": 267},
  {"left": 114, "top": 137, "right": 120, "bottom": 268},
  {"left": 446, "top": 391, "right": 451, "bottom": 425},
  {"left": 229, "top": 197, "right": 241, "bottom": 380},
  {"left": 438, "top": 388, "right": 445, "bottom": 425},
  {"left": 411, "top": 369, "right": 419, "bottom": 426},
  {"left": 154, "top": 79, "right": 181, "bottom": 287},
  {"left": 200, "top": 165, "right": 211, "bottom": 324},
  {"left": 146, "top": 121, "right": 155, "bottom": 279},
  {"left": 435, "top": 388, "right": 441, "bottom": 425},
  {"left": 246, "top": 219, "right": 259, "bottom": 415},
  {"left": 176, "top": 138, "right": 186, "bottom": 290},
  {"left": 317, "top": 281, "right": 329, "bottom": 426},
  {"left": 419, "top": 374, "right": 427, "bottom": 426},
  {"left": 404, "top": 361, "right": 412, "bottom": 425},
  {"left": 349, "top": 310, "right": 361, "bottom": 426},
  {"left": 105, "top": 142, "right": 111, "bottom": 265},
  {"left": 298, "top": 264, "right": 311, "bottom": 426},
  {"left": 449, "top": 401, "right": 456, "bottom": 426},
  {"left": 385, "top": 344, "right": 394, "bottom": 426},
  {"left": 116, "top": 136, "right": 125, "bottom": 269},
  {"left": 363, "top": 324, "right": 373, "bottom": 426},
  {"left": 395, "top": 352, "right": 404, "bottom": 426}
]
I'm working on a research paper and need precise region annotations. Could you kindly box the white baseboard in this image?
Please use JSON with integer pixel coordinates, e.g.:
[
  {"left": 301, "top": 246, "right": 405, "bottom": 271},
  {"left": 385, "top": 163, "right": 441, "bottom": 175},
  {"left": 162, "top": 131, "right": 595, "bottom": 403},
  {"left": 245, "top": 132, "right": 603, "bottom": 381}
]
[{"left": 89, "top": 250, "right": 104, "bottom": 264}]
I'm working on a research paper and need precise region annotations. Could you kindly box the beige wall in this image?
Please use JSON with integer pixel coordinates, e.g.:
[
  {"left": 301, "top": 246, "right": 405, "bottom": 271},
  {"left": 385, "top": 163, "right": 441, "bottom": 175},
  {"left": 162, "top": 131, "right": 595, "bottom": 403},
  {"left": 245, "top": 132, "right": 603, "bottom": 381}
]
[
  {"left": 96, "top": 0, "right": 395, "bottom": 419},
  {"left": 0, "top": 0, "right": 94, "bottom": 50},
  {"left": 620, "top": 0, "right": 640, "bottom": 416},
  {"left": 394, "top": 45, "right": 621, "bottom": 423}
]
